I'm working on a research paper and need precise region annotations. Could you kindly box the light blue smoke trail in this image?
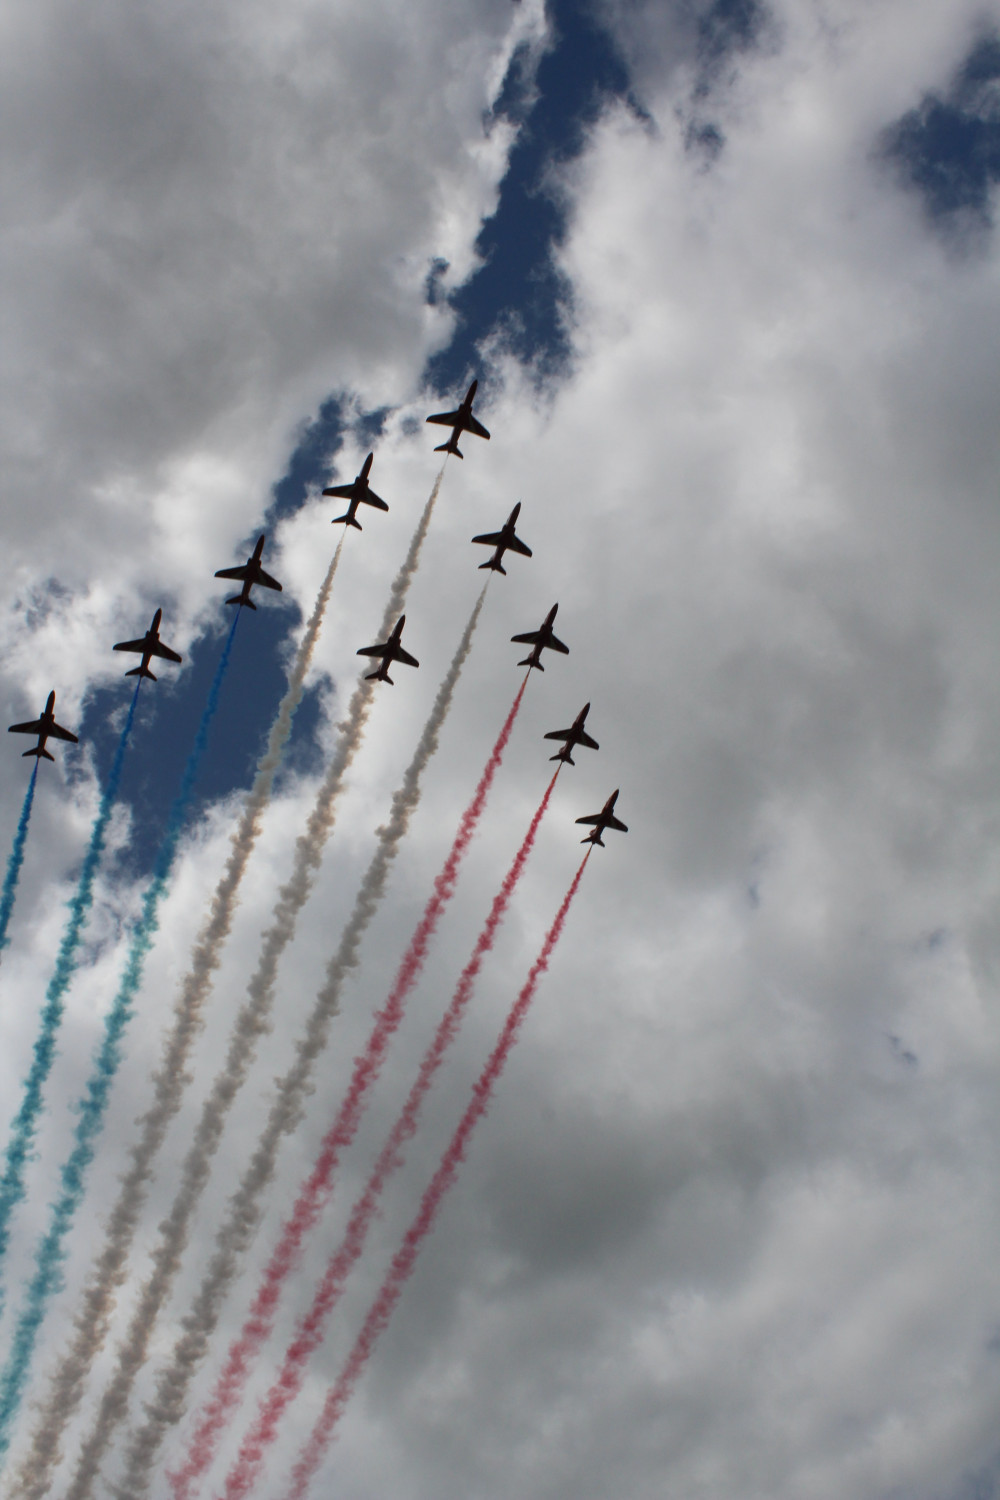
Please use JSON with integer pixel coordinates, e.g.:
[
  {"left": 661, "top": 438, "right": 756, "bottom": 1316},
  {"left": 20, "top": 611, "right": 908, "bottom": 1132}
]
[
  {"left": 0, "top": 680, "right": 142, "bottom": 1299},
  {"left": 0, "top": 761, "right": 40, "bottom": 957},
  {"left": 0, "top": 612, "right": 239, "bottom": 1458}
]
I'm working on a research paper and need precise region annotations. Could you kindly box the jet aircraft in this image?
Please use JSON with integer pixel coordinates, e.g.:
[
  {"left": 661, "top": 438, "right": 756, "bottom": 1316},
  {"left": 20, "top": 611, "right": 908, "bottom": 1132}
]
[
  {"left": 544, "top": 703, "right": 599, "bottom": 766},
  {"left": 511, "top": 604, "right": 569, "bottom": 671},
  {"left": 323, "top": 453, "right": 389, "bottom": 531},
  {"left": 112, "top": 609, "right": 183, "bottom": 681},
  {"left": 215, "top": 535, "right": 283, "bottom": 610},
  {"left": 8, "top": 692, "right": 79, "bottom": 762},
  {"left": 472, "top": 503, "right": 532, "bottom": 575},
  {"left": 575, "top": 790, "right": 628, "bottom": 847},
  {"left": 356, "top": 616, "right": 419, "bottom": 684},
  {"left": 425, "top": 380, "right": 490, "bottom": 459}
]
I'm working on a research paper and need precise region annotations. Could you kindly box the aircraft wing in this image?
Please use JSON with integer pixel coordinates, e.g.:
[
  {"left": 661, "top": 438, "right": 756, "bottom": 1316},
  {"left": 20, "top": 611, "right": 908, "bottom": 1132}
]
[
  {"left": 214, "top": 565, "right": 248, "bottom": 581},
  {"left": 113, "top": 637, "right": 148, "bottom": 654},
  {"left": 425, "top": 408, "right": 461, "bottom": 427},
  {"left": 8, "top": 718, "right": 43, "bottom": 735},
  {"left": 322, "top": 482, "right": 355, "bottom": 499},
  {"left": 149, "top": 641, "right": 183, "bottom": 663},
  {"left": 256, "top": 569, "right": 282, "bottom": 592},
  {"left": 575, "top": 813, "right": 604, "bottom": 827},
  {"left": 394, "top": 645, "right": 419, "bottom": 668},
  {"left": 606, "top": 813, "right": 629, "bottom": 832},
  {"left": 48, "top": 722, "right": 79, "bottom": 744},
  {"left": 472, "top": 529, "right": 504, "bottom": 546},
  {"left": 507, "top": 536, "right": 532, "bottom": 557},
  {"left": 544, "top": 726, "right": 598, "bottom": 747},
  {"left": 362, "top": 489, "right": 389, "bottom": 511},
  {"left": 465, "top": 415, "right": 490, "bottom": 440},
  {"left": 549, "top": 633, "right": 570, "bottom": 655},
  {"left": 510, "top": 628, "right": 542, "bottom": 645},
  {"left": 356, "top": 644, "right": 386, "bottom": 659}
]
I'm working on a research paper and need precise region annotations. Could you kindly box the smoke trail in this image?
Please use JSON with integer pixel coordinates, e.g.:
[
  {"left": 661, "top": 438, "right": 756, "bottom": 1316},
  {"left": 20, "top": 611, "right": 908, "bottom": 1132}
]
[
  {"left": 0, "top": 678, "right": 142, "bottom": 1307},
  {"left": 9, "top": 539, "right": 348, "bottom": 1500},
  {"left": 285, "top": 850, "right": 591, "bottom": 1500},
  {"left": 66, "top": 473, "right": 444, "bottom": 1500},
  {"left": 211, "top": 770, "right": 560, "bottom": 1500},
  {"left": 0, "top": 761, "right": 39, "bottom": 957},
  {"left": 121, "top": 642, "right": 526, "bottom": 1500},
  {"left": 0, "top": 614, "right": 240, "bottom": 1460}
]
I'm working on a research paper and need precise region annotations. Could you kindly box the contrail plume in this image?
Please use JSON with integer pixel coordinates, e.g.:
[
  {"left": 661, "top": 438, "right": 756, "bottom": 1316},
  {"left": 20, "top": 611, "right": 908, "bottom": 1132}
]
[
  {"left": 285, "top": 850, "right": 592, "bottom": 1500},
  {"left": 10, "top": 539, "right": 346, "bottom": 1500},
  {"left": 0, "top": 616, "right": 241, "bottom": 1459},
  {"left": 0, "top": 760, "right": 39, "bottom": 957},
  {"left": 65, "top": 472, "right": 444, "bottom": 1500},
  {"left": 121, "top": 647, "right": 526, "bottom": 1500},
  {"left": 0, "top": 679, "right": 142, "bottom": 1308},
  {"left": 209, "top": 769, "right": 560, "bottom": 1500}
]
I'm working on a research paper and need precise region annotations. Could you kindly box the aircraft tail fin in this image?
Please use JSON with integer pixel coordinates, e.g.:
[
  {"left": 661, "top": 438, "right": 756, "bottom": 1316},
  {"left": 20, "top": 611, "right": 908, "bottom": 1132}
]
[
  {"left": 582, "top": 831, "right": 604, "bottom": 847},
  {"left": 125, "top": 665, "right": 157, "bottom": 681},
  {"left": 434, "top": 441, "right": 462, "bottom": 457},
  {"left": 479, "top": 559, "right": 505, "bottom": 574},
  {"left": 550, "top": 749, "right": 573, "bottom": 765},
  {"left": 518, "top": 655, "right": 543, "bottom": 670},
  {"left": 333, "top": 512, "right": 363, "bottom": 530},
  {"left": 365, "top": 668, "right": 393, "bottom": 685},
  {"left": 226, "top": 594, "right": 255, "bottom": 610},
  {"left": 24, "top": 747, "right": 53, "bottom": 762}
]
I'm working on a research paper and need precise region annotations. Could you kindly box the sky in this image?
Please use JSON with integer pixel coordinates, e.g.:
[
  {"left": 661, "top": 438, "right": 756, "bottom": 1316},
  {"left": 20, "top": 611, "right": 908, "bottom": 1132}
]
[{"left": 3, "top": 0, "right": 1000, "bottom": 1497}]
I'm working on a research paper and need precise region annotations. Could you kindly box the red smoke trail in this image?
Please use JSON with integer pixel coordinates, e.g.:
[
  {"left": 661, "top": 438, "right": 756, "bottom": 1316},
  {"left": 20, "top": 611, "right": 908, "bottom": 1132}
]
[
  {"left": 217, "top": 770, "right": 561, "bottom": 1500},
  {"left": 282, "top": 851, "right": 591, "bottom": 1500},
  {"left": 169, "top": 674, "right": 531, "bottom": 1500}
]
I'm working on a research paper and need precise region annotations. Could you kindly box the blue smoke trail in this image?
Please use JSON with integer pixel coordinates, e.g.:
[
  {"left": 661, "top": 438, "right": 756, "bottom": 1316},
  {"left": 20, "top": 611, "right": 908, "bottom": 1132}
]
[
  {"left": 0, "top": 680, "right": 142, "bottom": 1297},
  {"left": 0, "top": 612, "right": 239, "bottom": 1457},
  {"left": 0, "top": 761, "right": 40, "bottom": 957}
]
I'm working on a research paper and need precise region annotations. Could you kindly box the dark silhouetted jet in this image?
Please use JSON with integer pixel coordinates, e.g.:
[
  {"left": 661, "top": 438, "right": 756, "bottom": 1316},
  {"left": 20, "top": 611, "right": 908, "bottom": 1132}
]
[
  {"left": 8, "top": 692, "right": 79, "bottom": 762},
  {"left": 356, "top": 616, "right": 419, "bottom": 684},
  {"left": 215, "top": 535, "right": 283, "bottom": 610},
  {"left": 425, "top": 380, "right": 490, "bottom": 459},
  {"left": 544, "top": 703, "right": 599, "bottom": 766},
  {"left": 323, "top": 453, "right": 389, "bottom": 531},
  {"left": 511, "top": 604, "right": 569, "bottom": 671},
  {"left": 472, "top": 503, "right": 532, "bottom": 575},
  {"left": 112, "top": 609, "right": 183, "bottom": 681},
  {"left": 576, "top": 790, "right": 628, "bottom": 847}
]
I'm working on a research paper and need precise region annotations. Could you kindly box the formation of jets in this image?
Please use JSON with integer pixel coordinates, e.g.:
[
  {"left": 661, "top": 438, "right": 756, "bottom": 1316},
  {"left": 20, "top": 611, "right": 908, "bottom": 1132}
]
[{"left": 6, "top": 380, "right": 628, "bottom": 845}]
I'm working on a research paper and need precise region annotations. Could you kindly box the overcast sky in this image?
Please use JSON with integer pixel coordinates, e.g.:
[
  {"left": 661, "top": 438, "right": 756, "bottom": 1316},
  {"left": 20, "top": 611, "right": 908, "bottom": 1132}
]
[{"left": 4, "top": 0, "right": 1000, "bottom": 1497}]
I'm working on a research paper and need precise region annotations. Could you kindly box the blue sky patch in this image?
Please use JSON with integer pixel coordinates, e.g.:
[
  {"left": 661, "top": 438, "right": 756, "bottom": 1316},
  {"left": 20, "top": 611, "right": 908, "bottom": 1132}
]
[
  {"left": 881, "top": 35, "right": 1000, "bottom": 227},
  {"left": 428, "top": 0, "right": 637, "bottom": 391}
]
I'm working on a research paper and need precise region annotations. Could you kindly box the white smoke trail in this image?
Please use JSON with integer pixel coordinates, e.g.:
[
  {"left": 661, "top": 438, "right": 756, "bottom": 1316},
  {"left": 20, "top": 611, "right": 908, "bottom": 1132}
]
[
  {"left": 109, "top": 575, "right": 485, "bottom": 1500},
  {"left": 7, "top": 535, "right": 346, "bottom": 1500},
  {"left": 60, "top": 471, "right": 444, "bottom": 1500}
]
